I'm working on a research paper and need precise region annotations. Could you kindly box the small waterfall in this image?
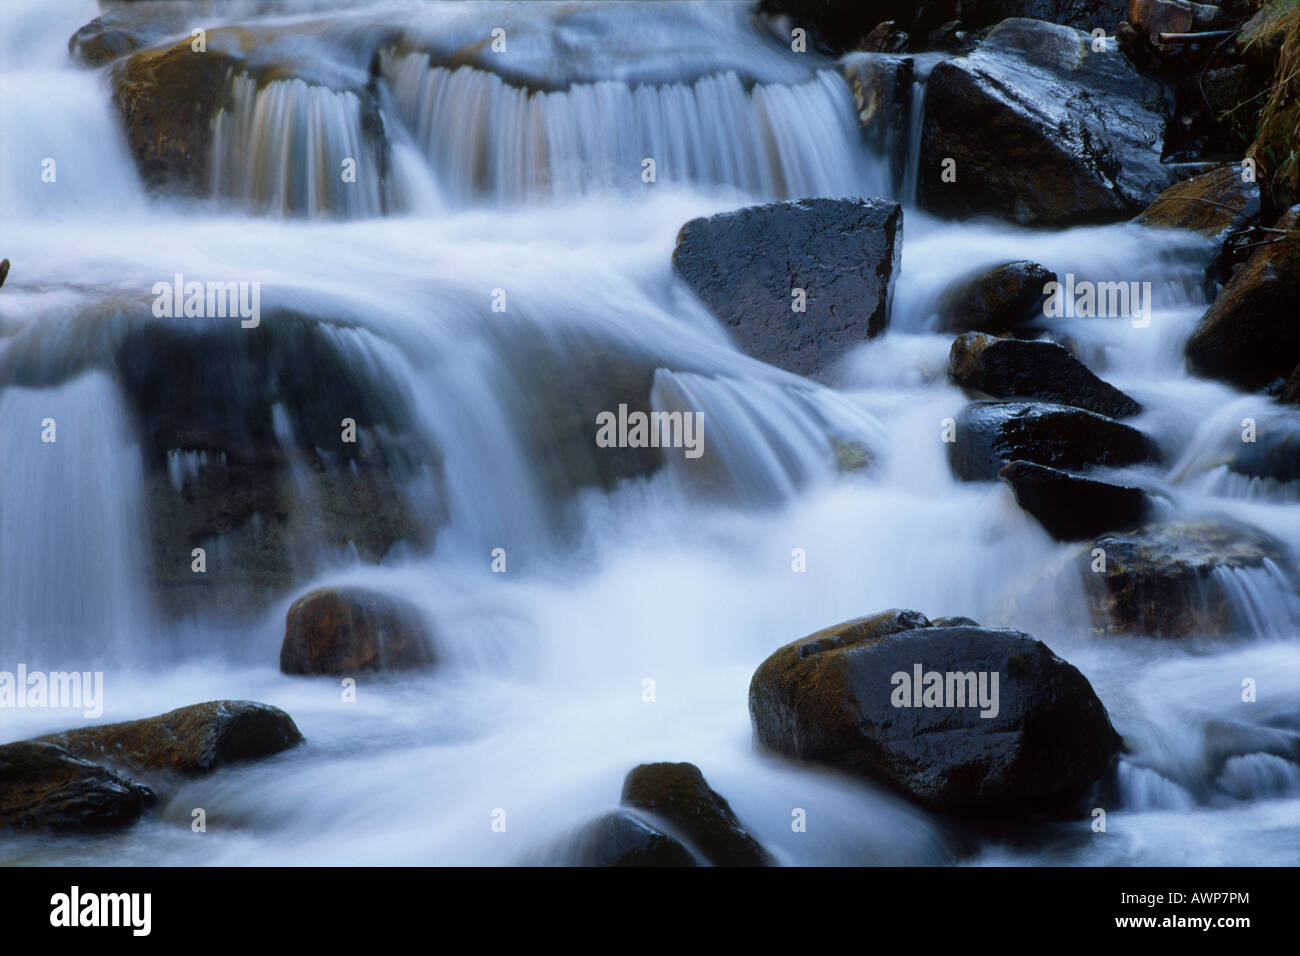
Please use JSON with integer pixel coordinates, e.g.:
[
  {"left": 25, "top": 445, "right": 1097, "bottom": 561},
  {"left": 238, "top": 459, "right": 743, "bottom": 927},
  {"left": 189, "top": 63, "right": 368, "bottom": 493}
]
[
  {"left": 382, "top": 51, "right": 878, "bottom": 203},
  {"left": 0, "top": 372, "right": 153, "bottom": 666},
  {"left": 210, "top": 74, "right": 386, "bottom": 218},
  {"left": 1116, "top": 761, "right": 1197, "bottom": 811},
  {"left": 651, "top": 370, "right": 883, "bottom": 505},
  {"left": 1210, "top": 561, "right": 1300, "bottom": 640},
  {"left": 1216, "top": 754, "right": 1300, "bottom": 801}
]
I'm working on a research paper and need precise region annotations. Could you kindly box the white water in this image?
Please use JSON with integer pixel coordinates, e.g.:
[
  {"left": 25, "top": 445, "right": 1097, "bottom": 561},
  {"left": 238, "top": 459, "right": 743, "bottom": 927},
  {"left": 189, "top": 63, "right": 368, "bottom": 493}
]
[{"left": 1, "top": 0, "right": 1297, "bottom": 866}]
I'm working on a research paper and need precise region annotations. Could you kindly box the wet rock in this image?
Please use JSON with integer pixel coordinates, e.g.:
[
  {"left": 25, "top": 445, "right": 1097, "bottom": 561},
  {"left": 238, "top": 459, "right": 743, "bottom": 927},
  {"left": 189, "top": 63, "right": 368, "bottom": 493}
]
[
  {"left": 621, "top": 762, "right": 775, "bottom": 866},
  {"left": 1080, "top": 519, "right": 1299, "bottom": 637},
  {"left": 1128, "top": 0, "right": 1194, "bottom": 42},
  {"left": 960, "top": 2, "right": 1130, "bottom": 30},
  {"left": 115, "top": 315, "right": 443, "bottom": 620},
  {"left": 937, "top": 260, "right": 1058, "bottom": 333},
  {"left": 0, "top": 258, "right": 8, "bottom": 290},
  {"left": 69, "top": 17, "right": 152, "bottom": 67},
  {"left": 281, "top": 587, "right": 435, "bottom": 675},
  {"left": 112, "top": 38, "right": 243, "bottom": 191},
  {"left": 1135, "top": 164, "right": 1261, "bottom": 286},
  {"left": 112, "top": 29, "right": 386, "bottom": 196},
  {"left": 0, "top": 742, "right": 155, "bottom": 832},
  {"left": 999, "top": 460, "right": 1148, "bottom": 540},
  {"left": 948, "top": 332, "right": 1141, "bottom": 418},
  {"left": 831, "top": 437, "right": 873, "bottom": 474},
  {"left": 1185, "top": 205, "right": 1300, "bottom": 390},
  {"left": 672, "top": 198, "right": 903, "bottom": 380},
  {"left": 843, "top": 54, "right": 913, "bottom": 193},
  {"left": 1226, "top": 418, "right": 1300, "bottom": 483},
  {"left": 860, "top": 21, "right": 909, "bottom": 53},
  {"left": 919, "top": 18, "right": 1176, "bottom": 225},
  {"left": 748, "top": 609, "right": 1122, "bottom": 813},
  {"left": 947, "top": 401, "right": 1158, "bottom": 481},
  {"left": 38, "top": 701, "right": 303, "bottom": 776},
  {"left": 562, "top": 811, "right": 699, "bottom": 867}
]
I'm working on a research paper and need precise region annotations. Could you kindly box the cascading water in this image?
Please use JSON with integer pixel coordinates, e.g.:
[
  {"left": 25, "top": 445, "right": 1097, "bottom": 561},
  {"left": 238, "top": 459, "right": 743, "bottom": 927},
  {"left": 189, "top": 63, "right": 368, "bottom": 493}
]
[{"left": 1, "top": 0, "right": 1297, "bottom": 866}]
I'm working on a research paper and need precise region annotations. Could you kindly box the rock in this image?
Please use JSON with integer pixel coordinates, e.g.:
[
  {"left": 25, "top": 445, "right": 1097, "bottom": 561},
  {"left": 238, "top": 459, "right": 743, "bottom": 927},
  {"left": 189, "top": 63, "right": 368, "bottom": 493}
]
[
  {"left": 756, "top": 1, "right": 961, "bottom": 53},
  {"left": 1081, "top": 519, "right": 1299, "bottom": 637},
  {"left": 947, "top": 401, "right": 1158, "bottom": 481},
  {"left": 843, "top": 54, "right": 913, "bottom": 193},
  {"left": 672, "top": 198, "right": 903, "bottom": 380},
  {"left": 860, "top": 21, "right": 910, "bottom": 52},
  {"left": 112, "top": 29, "right": 386, "bottom": 199},
  {"left": 0, "top": 742, "right": 155, "bottom": 832},
  {"left": 1185, "top": 205, "right": 1300, "bottom": 389},
  {"left": 919, "top": 18, "right": 1176, "bottom": 225},
  {"left": 281, "top": 587, "right": 434, "bottom": 675},
  {"left": 562, "top": 811, "right": 699, "bottom": 867},
  {"left": 960, "top": 2, "right": 1130, "bottom": 31},
  {"left": 759, "top": 1, "right": 1129, "bottom": 49},
  {"left": 748, "top": 609, "right": 1123, "bottom": 813},
  {"left": 112, "top": 39, "right": 243, "bottom": 191},
  {"left": 69, "top": 19, "right": 148, "bottom": 67},
  {"left": 621, "top": 762, "right": 775, "bottom": 866},
  {"left": 831, "top": 437, "right": 873, "bottom": 473},
  {"left": 948, "top": 332, "right": 1141, "bottom": 418},
  {"left": 1283, "top": 362, "right": 1300, "bottom": 406},
  {"left": 38, "top": 701, "right": 304, "bottom": 776},
  {"left": 937, "top": 260, "right": 1058, "bottom": 333},
  {"left": 114, "top": 315, "right": 443, "bottom": 620},
  {"left": 0, "top": 258, "right": 8, "bottom": 290},
  {"left": 1128, "top": 0, "right": 1194, "bottom": 43},
  {"left": 999, "top": 460, "right": 1148, "bottom": 540},
  {"left": 1135, "top": 164, "right": 1260, "bottom": 258},
  {"left": 1226, "top": 417, "right": 1300, "bottom": 483}
]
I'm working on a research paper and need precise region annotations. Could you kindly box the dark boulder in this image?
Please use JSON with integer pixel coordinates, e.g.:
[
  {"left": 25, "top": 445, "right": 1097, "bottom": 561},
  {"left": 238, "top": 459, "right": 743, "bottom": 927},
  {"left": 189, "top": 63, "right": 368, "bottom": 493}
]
[
  {"left": 281, "top": 587, "right": 435, "bottom": 675},
  {"left": 919, "top": 18, "right": 1176, "bottom": 225},
  {"left": 1185, "top": 205, "right": 1300, "bottom": 390},
  {"left": 749, "top": 609, "right": 1123, "bottom": 813},
  {"left": 672, "top": 198, "right": 903, "bottom": 380},
  {"left": 999, "top": 459, "right": 1147, "bottom": 540},
  {"left": 937, "top": 260, "right": 1058, "bottom": 333},
  {"left": 39, "top": 701, "right": 303, "bottom": 776},
  {"left": 621, "top": 762, "right": 775, "bottom": 866},
  {"left": 756, "top": 1, "right": 961, "bottom": 53},
  {"left": 0, "top": 742, "right": 155, "bottom": 832},
  {"left": 948, "top": 332, "right": 1141, "bottom": 417},
  {"left": 947, "top": 401, "right": 1158, "bottom": 481},
  {"left": 1080, "top": 519, "right": 1300, "bottom": 637},
  {"left": 561, "top": 811, "right": 699, "bottom": 867},
  {"left": 115, "top": 314, "right": 443, "bottom": 620}
]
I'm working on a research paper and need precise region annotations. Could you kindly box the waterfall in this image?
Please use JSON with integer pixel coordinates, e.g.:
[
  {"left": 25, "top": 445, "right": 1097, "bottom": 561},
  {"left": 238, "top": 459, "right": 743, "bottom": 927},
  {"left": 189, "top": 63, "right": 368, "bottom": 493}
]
[
  {"left": 2, "top": 0, "right": 1298, "bottom": 868},
  {"left": 210, "top": 74, "right": 387, "bottom": 218},
  {"left": 382, "top": 51, "right": 880, "bottom": 203}
]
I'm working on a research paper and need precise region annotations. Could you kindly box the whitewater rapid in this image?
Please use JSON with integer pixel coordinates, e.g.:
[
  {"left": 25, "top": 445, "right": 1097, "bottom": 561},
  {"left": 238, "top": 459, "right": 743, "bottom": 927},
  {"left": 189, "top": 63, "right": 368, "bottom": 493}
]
[{"left": 1, "top": 0, "right": 1297, "bottom": 865}]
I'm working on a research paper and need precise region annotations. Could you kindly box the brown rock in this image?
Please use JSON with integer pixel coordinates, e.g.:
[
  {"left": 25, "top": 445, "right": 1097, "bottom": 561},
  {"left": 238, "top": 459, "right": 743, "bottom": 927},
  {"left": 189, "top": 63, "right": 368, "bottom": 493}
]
[
  {"left": 0, "top": 742, "right": 155, "bottom": 832},
  {"left": 38, "top": 701, "right": 304, "bottom": 775},
  {"left": 1185, "top": 205, "right": 1300, "bottom": 389},
  {"left": 621, "top": 762, "right": 775, "bottom": 866},
  {"left": 281, "top": 587, "right": 435, "bottom": 675}
]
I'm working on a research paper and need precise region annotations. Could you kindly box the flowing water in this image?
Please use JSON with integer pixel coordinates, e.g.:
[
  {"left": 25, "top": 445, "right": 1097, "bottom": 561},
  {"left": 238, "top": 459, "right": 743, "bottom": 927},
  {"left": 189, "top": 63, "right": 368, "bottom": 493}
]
[{"left": 1, "top": 0, "right": 1297, "bottom": 866}]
